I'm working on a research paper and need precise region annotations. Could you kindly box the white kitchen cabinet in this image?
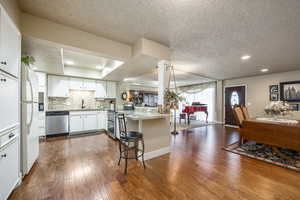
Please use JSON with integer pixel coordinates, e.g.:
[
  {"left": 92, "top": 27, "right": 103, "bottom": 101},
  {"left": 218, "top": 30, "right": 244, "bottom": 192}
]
[
  {"left": 97, "top": 111, "right": 107, "bottom": 130},
  {"left": 69, "top": 78, "right": 82, "bottom": 90},
  {"left": 95, "top": 81, "right": 107, "bottom": 98},
  {"left": 106, "top": 81, "right": 117, "bottom": 98},
  {"left": 0, "top": 7, "right": 21, "bottom": 78},
  {"left": 48, "top": 75, "right": 69, "bottom": 97},
  {"left": 70, "top": 111, "right": 101, "bottom": 133},
  {"left": 83, "top": 79, "right": 96, "bottom": 90},
  {"left": 69, "top": 115, "right": 83, "bottom": 132},
  {"left": 0, "top": 138, "right": 20, "bottom": 200},
  {"left": 70, "top": 78, "right": 96, "bottom": 90},
  {"left": 83, "top": 114, "right": 97, "bottom": 131}
]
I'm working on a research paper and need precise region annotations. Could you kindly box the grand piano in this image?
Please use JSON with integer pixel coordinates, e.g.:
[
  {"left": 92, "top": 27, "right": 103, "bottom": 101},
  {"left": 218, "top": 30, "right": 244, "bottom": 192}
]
[{"left": 182, "top": 102, "right": 208, "bottom": 124}]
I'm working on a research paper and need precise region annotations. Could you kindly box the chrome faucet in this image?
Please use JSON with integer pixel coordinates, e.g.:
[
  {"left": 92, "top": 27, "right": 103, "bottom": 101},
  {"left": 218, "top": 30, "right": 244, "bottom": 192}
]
[{"left": 81, "top": 99, "right": 85, "bottom": 109}]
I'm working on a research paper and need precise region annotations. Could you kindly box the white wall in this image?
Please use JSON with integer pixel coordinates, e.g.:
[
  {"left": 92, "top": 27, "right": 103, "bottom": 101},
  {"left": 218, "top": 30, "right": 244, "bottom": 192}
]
[{"left": 223, "top": 70, "right": 300, "bottom": 120}]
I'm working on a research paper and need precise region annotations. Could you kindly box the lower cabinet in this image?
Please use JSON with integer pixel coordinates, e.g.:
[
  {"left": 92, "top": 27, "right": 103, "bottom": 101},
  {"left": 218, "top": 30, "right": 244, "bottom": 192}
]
[
  {"left": 83, "top": 115, "right": 97, "bottom": 131},
  {"left": 0, "top": 137, "right": 20, "bottom": 200},
  {"left": 97, "top": 111, "right": 107, "bottom": 130},
  {"left": 69, "top": 115, "right": 83, "bottom": 132},
  {"left": 70, "top": 111, "right": 107, "bottom": 134}
]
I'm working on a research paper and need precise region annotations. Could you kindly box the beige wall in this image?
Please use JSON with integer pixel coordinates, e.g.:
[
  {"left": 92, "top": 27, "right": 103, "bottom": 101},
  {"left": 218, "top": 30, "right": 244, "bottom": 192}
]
[
  {"left": 0, "top": 0, "right": 20, "bottom": 28},
  {"left": 223, "top": 70, "right": 300, "bottom": 120}
]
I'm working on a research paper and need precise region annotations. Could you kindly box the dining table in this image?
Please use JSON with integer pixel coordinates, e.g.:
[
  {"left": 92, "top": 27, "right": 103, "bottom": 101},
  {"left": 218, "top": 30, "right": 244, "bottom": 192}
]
[{"left": 240, "top": 118, "right": 300, "bottom": 152}]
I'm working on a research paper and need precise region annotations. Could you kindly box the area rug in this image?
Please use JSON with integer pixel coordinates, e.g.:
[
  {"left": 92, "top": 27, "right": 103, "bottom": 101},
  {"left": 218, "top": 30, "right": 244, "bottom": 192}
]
[{"left": 224, "top": 141, "right": 300, "bottom": 172}]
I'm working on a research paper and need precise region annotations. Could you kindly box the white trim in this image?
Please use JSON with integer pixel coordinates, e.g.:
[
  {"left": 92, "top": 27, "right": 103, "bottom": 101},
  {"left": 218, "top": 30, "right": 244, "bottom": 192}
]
[
  {"left": 223, "top": 84, "right": 248, "bottom": 125},
  {"left": 140, "top": 146, "right": 171, "bottom": 161}
]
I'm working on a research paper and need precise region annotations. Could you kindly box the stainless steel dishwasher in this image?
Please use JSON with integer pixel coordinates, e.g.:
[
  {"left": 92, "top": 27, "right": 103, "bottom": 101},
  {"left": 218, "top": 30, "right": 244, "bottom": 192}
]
[{"left": 46, "top": 111, "right": 69, "bottom": 136}]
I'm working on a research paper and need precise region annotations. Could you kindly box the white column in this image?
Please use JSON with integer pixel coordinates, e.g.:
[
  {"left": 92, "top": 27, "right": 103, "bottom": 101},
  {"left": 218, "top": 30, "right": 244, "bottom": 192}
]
[{"left": 157, "top": 60, "right": 171, "bottom": 106}]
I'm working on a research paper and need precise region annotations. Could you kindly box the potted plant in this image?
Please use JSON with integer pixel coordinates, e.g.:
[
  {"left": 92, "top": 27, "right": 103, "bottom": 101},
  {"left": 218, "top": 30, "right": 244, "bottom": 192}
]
[
  {"left": 164, "top": 89, "right": 182, "bottom": 113},
  {"left": 21, "top": 55, "right": 35, "bottom": 67}
]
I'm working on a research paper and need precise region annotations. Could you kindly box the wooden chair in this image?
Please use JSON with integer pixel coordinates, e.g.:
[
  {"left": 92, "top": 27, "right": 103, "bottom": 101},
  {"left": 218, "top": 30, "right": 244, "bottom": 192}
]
[
  {"left": 240, "top": 105, "right": 250, "bottom": 120},
  {"left": 232, "top": 106, "right": 245, "bottom": 128}
]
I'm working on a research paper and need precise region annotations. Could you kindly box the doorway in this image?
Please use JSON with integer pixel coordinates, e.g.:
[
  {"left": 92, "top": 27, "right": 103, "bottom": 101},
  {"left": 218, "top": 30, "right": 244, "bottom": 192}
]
[{"left": 224, "top": 85, "right": 246, "bottom": 126}]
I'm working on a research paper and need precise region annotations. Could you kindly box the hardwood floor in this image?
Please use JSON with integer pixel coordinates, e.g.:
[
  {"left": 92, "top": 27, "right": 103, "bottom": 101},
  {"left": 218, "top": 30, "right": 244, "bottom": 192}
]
[{"left": 9, "top": 125, "right": 300, "bottom": 200}]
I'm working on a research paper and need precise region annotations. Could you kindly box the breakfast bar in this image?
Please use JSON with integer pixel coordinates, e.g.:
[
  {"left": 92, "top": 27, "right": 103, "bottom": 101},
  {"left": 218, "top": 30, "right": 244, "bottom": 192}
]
[{"left": 125, "top": 113, "right": 171, "bottom": 160}]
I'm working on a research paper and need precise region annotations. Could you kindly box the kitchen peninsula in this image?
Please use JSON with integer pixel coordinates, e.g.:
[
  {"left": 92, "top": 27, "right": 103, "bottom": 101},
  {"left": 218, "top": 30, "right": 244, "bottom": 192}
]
[{"left": 120, "top": 110, "right": 171, "bottom": 160}]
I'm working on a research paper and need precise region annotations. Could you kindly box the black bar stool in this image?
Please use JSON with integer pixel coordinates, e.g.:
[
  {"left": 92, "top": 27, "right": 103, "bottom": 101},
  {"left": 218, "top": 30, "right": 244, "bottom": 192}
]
[{"left": 117, "top": 113, "right": 145, "bottom": 174}]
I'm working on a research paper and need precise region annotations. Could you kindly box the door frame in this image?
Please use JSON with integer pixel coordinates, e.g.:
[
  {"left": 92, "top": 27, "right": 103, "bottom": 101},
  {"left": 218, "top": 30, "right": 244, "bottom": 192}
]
[{"left": 223, "top": 84, "right": 248, "bottom": 127}]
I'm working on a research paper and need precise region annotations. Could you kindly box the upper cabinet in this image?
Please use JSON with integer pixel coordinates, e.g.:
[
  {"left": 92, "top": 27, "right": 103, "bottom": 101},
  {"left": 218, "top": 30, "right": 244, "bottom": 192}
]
[
  {"left": 48, "top": 75, "right": 70, "bottom": 97},
  {"left": 95, "top": 81, "right": 107, "bottom": 98},
  {"left": 0, "top": 8, "right": 21, "bottom": 77},
  {"left": 69, "top": 78, "right": 96, "bottom": 90},
  {"left": 106, "top": 81, "right": 117, "bottom": 98}
]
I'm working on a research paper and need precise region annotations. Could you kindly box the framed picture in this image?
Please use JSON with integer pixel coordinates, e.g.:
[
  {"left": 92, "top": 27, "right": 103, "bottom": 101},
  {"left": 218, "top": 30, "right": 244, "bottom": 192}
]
[
  {"left": 270, "top": 93, "right": 279, "bottom": 101},
  {"left": 269, "top": 85, "right": 279, "bottom": 93},
  {"left": 269, "top": 85, "right": 279, "bottom": 101},
  {"left": 289, "top": 104, "right": 299, "bottom": 111},
  {"left": 280, "top": 81, "right": 300, "bottom": 102}
]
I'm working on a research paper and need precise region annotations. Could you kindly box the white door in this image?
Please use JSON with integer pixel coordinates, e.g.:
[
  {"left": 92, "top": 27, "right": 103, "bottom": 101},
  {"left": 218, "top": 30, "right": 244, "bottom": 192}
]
[
  {"left": 83, "top": 114, "right": 97, "bottom": 131},
  {"left": 69, "top": 115, "right": 83, "bottom": 132},
  {"left": 48, "top": 75, "right": 69, "bottom": 97},
  {"left": 0, "top": 8, "right": 21, "bottom": 77},
  {"left": 0, "top": 72, "right": 19, "bottom": 132},
  {"left": 97, "top": 113, "right": 104, "bottom": 129},
  {"left": 107, "top": 82, "right": 116, "bottom": 98},
  {"left": 95, "top": 81, "right": 107, "bottom": 98},
  {"left": 0, "top": 139, "right": 19, "bottom": 200}
]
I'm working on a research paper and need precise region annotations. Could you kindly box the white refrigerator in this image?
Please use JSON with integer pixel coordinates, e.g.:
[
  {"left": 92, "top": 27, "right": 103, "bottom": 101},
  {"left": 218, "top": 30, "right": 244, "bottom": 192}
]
[{"left": 21, "top": 65, "right": 40, "bottom": 175}]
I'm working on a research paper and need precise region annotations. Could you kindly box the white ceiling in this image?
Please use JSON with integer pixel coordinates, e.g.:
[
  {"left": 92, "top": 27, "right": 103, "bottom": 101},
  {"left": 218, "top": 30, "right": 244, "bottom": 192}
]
[
  {"left": 63, "top": 49, "right": 123, "bottom": 71},
  {"left": 22, "top": 38, "right": 64, "bottom": 74},
  {"left": 19, "top": 0, "right": 300, "bottom": 79},
  {"left": 22, "top": 37, "right": 124, "bottom": 78}
]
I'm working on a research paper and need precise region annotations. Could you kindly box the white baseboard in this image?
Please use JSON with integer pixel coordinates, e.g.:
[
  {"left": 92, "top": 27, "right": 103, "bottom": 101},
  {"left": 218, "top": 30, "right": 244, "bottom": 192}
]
[{"left": 140, "top": 146, "right": 171, "bottom": 161}]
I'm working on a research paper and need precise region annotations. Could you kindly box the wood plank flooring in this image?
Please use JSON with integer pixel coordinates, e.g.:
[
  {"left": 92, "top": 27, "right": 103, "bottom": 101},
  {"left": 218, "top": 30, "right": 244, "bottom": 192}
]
[{"left": 9, "top": 125, "right": 300, "bottom": 200}]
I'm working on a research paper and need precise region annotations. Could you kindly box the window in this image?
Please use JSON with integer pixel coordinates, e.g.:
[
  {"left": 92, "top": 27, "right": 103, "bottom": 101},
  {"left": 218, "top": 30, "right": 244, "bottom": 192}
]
[{"left": 178, "top": 86, "right": 216, "bottom": 122}]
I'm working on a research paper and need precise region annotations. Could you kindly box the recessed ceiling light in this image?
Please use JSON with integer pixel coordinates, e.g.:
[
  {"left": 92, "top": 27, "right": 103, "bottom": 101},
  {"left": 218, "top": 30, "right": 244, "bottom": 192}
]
[
  {"left": 261, "top": 68, "right": 269, "bottom": 72},
  {"left": 64, "top": 60, "right": 74, "bottom": 65},
  {"left": 241, "top": 55, "right": 251, "bottom": 60},
  {"left": 32, "top": 67, "right": 38, "bottom": 70}
]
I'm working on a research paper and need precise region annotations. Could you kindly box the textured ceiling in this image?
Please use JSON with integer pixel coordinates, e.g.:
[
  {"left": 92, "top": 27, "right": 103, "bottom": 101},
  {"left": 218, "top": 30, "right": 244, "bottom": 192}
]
[{"left": 19, "top": 0, "right": 300, "bottom": 79}]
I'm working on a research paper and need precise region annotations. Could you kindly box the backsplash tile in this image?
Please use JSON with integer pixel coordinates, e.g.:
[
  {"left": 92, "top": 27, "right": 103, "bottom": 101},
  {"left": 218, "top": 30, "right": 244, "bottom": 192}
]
[{"left": 48, "top": 89, "right": 110, "bottom": 110}]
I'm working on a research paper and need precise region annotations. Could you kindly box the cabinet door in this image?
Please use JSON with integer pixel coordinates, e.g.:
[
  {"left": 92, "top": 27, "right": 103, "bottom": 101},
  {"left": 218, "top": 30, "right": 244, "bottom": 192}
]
[
  {"left": 106, "top": 82, "right": 116, "bottom": 98},
  {"left": 69, "top": 78, "right": 83, "bottom": 90},
  {"left": 69, "top": 115, "right": 83, "bottom": 132},
  {"left": 0, "top": 139, "right": 19, "bottom": 200},
  {"left": 0, "top": 9, "right": 21, "bottom": 77},
  {"left": 83, "top": 114, "right": 97, "bottom": 131},
  {"left": 95, "top": 81, "right": 107, "bottom": 98},
  {"left": 48, "top": 76, "right": 69, "bottom": 97},
  {"left": 83, "top": 79, "right": 96, "bottom": 90}
]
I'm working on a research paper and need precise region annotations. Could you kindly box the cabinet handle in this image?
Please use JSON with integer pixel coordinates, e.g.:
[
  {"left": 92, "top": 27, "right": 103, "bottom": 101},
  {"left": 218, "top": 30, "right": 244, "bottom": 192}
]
[
  {"left": 1, "top": 61, "right": 7, "bottom": 65},
  {"left": 9, "top": 133, "right": 15, "bottom": 139},
  {"left": 1, "top": 153, "right": 7, "bottom": 158}
]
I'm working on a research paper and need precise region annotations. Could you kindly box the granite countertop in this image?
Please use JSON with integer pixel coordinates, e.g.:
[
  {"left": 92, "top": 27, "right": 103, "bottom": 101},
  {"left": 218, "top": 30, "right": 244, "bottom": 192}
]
[
  {"left": 46, "top": 108, "right": 106, "bottom": 112},
  {"left": 119, "top": 111, "right": 170, "bottom": 120}
]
